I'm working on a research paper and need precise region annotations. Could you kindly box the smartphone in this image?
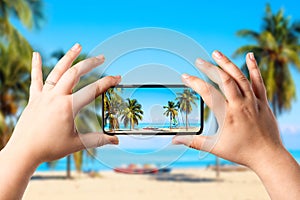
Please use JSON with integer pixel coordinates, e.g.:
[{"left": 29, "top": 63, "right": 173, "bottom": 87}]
[{"left": 102, "top": 85, "right": 204, "bottom": 135}]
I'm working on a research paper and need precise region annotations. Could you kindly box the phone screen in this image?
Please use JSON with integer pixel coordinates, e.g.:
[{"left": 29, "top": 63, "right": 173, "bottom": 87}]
[{"left": 102, "top": 85, "right": 203, "bottom": 135}]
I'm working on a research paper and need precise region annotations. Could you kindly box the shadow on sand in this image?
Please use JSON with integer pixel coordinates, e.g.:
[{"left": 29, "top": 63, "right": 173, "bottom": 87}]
[
  {"left": 149, "top": 173, "right": 221, "bottom": 183},
  {"left": 31, "top": 175, "right": 68, "bottom": 181}
]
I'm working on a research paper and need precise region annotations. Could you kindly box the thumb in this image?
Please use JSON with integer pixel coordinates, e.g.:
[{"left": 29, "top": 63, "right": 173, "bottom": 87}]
[
  {"left": 77, "top": 132, "right": 119, "bottom": 149},
  {"left": 172, "top": 135, "right": 208, "bottom": 151}
]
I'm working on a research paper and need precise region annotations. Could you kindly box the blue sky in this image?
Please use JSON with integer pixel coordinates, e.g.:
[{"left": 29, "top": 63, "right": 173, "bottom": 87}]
[{"left": 11, "top": 0, "right": 300, "bottom": 149}]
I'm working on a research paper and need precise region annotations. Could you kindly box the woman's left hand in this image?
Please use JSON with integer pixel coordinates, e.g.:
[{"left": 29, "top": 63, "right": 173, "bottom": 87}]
[{"left": 5, "top": 43, "right": 120, "bottom": 165}]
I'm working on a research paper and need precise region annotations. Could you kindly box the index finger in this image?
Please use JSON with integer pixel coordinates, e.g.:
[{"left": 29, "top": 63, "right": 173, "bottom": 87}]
[
  {"left": 72, "top": 76, "right": 121, "bottom": 115},
  {"left": 212, "top": 50, "right": 254, "bottom": 99}
]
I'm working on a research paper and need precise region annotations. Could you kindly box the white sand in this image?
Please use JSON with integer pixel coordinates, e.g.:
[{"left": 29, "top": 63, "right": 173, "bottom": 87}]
[{"left": 23, "top": 168, "right": 270, "bottom": 200}]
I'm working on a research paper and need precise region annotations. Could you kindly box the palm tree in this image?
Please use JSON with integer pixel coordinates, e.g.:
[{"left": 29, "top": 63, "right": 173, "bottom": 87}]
[
  {"left": 0, "top": 112, "right": 7, "bottom": 149},
  {"left": 0, "top": 43, "right": 31, "bottom": 149},
  {"left": 121, "top": 98, "right": 143, "bottom": 130},
  {"left": 0, "top": 0, "right": 44, "bottom": 78},
  {"left": 103, "top": 88, "right": 124, "bottom": 131},
  {"left": 0, "top": 0, "right": 44, "bottom": 40},
  {"left": 234, "top": 4, "right": 300, "bottom": 116},
  {"left": 163, "top": 101, "right": 178, "bottom": 129},
  {"left": 0, "top": 0, "right": 44, "bottom": 150},
  {"left": 176, "top": 89, "right": 198, "bottom": 130},
  {"left": 0, "top": 0, "right": 44, "bottom": 27}
]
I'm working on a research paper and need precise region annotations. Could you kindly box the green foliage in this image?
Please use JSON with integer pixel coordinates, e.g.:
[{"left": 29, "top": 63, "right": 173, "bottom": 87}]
[
  {"left": 234, "top": 4, "right": 300, "bottom": 116},
  {"left": 103, "top": 88, "right": 124, "bottom": 131},
  {"left": 0, "top": 0, "right": 44, "bottom": 30},
  {"left": 176, "top": 89, "right": 198, "bottom": 130},
  {"left": 121, "top": 98, "right": 143, "bottom": 130},
  {"left": 0, "top": 0, "right": 44, "bottom": 150}
]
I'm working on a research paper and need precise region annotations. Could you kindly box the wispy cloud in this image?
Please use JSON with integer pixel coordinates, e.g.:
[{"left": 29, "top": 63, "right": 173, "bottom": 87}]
[{"left": 280, "top": 124, "right": 300, "bottom": 135}]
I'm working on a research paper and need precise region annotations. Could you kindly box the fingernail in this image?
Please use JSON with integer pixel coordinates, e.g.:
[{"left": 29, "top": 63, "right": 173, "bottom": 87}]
[
  {"left": 172, "top": 136, "right": 182, "bottom": 145},
  {"left": 182, "top": 73, "right": 190, "bottom": 80},
  {"left": 213, "top": 50, "right": 223, "bottom": 60},
  {"left": 249, "top": 52, "right": 255, "bottom": 61},
  {"left": 115, "top": 75, "right": 122, "bottom": 84},
  {"left": 110, "top": 137, "right": 119, "bottom": 145},
  {"left": 71, "top": 43, "right": 81, "bottom": 51},
  {"left": 172, "top": 136, "right": 183, "bottom": 144},
  {"left": 96, "top": 54, "right": 105, "bottom": 60},
  {"left": 196, "top": 58, "right": 205, "bottom": 65},
  {"left": 181, "top": 74, "right": 191, "bottom": 86},
  {"left": 32, "top": 52, "right": 38, "bottom": 60},
  {"left": 172, "top": 135, "right": 192, "bottom": 145}
]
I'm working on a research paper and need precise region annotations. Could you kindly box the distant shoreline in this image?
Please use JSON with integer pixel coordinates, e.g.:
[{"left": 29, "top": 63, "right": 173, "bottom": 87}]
[
  {"left": 105, "top": 126, "right": 201, "bottom": 133},
  {"left": 36, "top": 149, "right": 300, "bottom": 172}
]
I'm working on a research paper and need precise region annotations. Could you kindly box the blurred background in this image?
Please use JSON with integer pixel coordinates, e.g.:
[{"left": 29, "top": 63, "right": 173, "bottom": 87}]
[{"left": 1, "top": 0, "right": 300, "bottom": 199}]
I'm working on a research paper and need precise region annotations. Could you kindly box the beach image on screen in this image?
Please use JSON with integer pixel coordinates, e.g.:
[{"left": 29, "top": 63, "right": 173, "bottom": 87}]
[{"left": 103, "top": 85, "right": 202, "bottom": 134}]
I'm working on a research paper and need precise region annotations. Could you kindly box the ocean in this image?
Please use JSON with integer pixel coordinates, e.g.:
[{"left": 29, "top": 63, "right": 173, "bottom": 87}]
[
  {"left": 36, "top": 146, "right": 300, "bottom": 172},
  {"left": 104, "top": 122, "right": 201, "bottom": 130}
]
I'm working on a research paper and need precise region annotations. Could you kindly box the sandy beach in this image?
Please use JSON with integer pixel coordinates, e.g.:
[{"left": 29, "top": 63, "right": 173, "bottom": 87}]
[{"left": 23, "top": 168, "right": 269, "bottom": 200}]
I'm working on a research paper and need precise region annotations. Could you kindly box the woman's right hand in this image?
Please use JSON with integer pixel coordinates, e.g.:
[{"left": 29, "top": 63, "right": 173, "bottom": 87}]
[
  {"left": 173, "top": 51, "right": 300, "bottom": 199},
  {"left": 173, "top": 51, "right": 282, "bottom": 168}
]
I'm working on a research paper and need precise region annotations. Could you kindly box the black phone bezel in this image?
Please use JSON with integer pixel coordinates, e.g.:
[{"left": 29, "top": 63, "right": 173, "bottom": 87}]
[{"left": 102, "top": 84, "right": 204, "bottom": 135}]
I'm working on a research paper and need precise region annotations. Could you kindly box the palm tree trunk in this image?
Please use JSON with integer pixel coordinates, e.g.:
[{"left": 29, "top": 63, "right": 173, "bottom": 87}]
[
  {"left": 66, "top": 155, "right": 71, "bottom": 179},
  {"left": 185, "top": 112, "right": 188, "bottom": 131},
  {"left": 180, "top": 110, "right": 184, "bottom": 127},
  {"left": 73, "top": 151, "right": 83, "bottom": 173},
  {"left": 130, "top": 119, "right": 133, "bottom": 130},
  {"left": 170, "top": 115, "right": 172, "bottom": 129}
]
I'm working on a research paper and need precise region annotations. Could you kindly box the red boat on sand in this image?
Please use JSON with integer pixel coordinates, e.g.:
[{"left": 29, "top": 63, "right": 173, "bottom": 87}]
[{"left": 114, "top": 164, "right": 171, "bottom": 174}]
